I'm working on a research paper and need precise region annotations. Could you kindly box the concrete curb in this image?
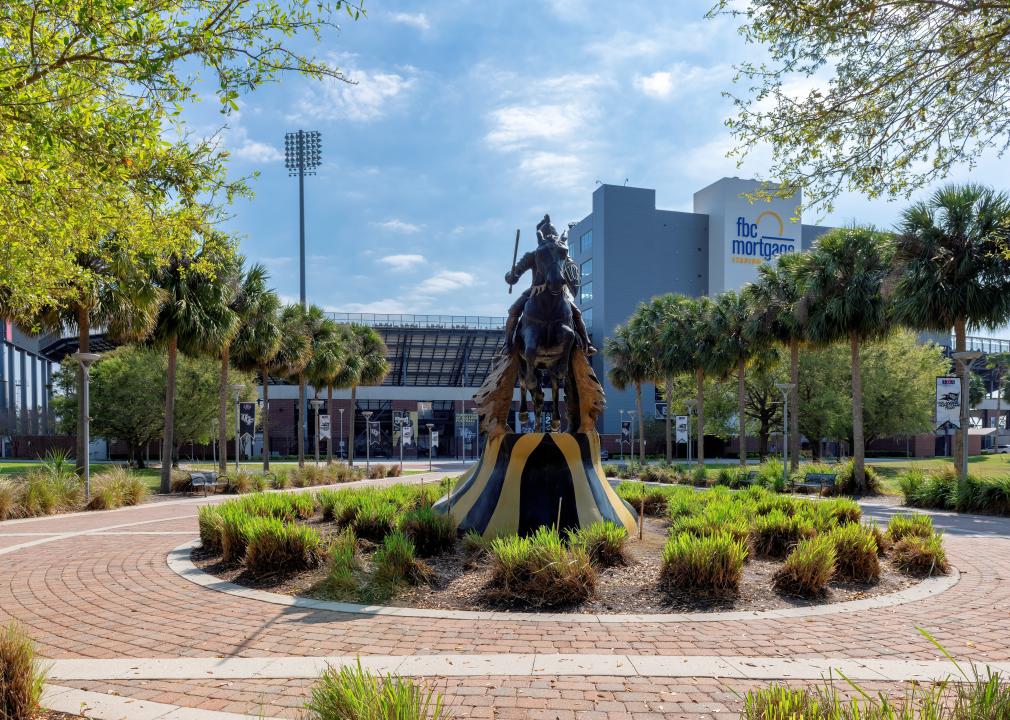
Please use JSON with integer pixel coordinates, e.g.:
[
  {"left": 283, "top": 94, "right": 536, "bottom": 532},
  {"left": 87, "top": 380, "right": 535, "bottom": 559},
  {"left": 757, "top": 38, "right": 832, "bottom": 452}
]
[
  {"left": 168, "top": 539, "right": 960, "bottom": 624},
  {"left": 43, "top": 684, "right": 268, "bottom": 719}
]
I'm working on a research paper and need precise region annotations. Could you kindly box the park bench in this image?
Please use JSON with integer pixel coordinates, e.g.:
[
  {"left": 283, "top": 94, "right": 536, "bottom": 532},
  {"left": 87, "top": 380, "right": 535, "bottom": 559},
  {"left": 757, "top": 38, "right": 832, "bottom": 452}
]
[
  {"left": 189, "top": 471, "right": 221, "bottom": 496},
  {"left": 740, "top": 470, "right": 759, "bottom": 486},
  {"left": 792, "top": 472, "right": 836, "bottom": 495}
]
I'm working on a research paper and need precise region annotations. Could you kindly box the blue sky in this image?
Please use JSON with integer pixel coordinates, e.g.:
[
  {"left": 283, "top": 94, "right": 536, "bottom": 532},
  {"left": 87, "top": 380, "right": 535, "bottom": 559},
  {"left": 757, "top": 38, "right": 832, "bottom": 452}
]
[{"left": 187, "top": 0, "right": 1010, "bottom": 334}]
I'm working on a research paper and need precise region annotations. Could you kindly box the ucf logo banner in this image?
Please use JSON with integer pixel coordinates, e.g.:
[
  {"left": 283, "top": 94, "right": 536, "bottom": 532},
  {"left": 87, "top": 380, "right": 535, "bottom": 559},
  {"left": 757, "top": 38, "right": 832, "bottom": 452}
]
[{"left": 936, "top": 376, "right": 961, "bottom": 429}]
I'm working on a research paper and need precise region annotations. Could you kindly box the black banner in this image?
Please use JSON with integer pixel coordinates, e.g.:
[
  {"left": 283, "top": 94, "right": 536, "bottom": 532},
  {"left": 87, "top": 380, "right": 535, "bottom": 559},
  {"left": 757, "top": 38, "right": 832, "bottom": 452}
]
[{"left": 239, "top": 402, "right": 256, "bottom": 437}]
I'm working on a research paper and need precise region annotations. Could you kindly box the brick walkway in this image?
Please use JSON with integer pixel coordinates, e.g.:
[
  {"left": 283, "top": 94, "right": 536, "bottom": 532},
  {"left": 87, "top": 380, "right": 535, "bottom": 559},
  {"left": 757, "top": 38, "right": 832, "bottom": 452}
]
[{"left": 3, "top": 484, "right": 1008, "bottom": 719}]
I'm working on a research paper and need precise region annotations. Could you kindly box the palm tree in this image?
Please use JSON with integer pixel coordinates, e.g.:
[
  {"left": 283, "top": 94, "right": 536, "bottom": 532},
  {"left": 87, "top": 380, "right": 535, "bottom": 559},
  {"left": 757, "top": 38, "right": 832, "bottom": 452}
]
[
  {"left": 344, "top": 324, "right": 390, "bottom": 467},
  {"left": 304, "top": 319, "right": 349, "bottom": 464},
  {"left": 665, "top": 296, "right": 719, "bottom": 466},
  {"left": 151, "top": 240, "right": 239, "bottom": 493},
  {"left": 282, "top": 305, "right": 339, "bottom": 468},
  {"left": 605, "top": 323, "right": 653, "bottom": 462},
  {"left": 214, "top": 256, "right": 243, "bottom": 474},
  {"left": 312, "top": 324, "right": 355, "bottom": 465},
  {"left": 745, "top": 252, "right": 808, "bottom": 471},
  {"left": 268, "top": 305, "right": 313, "bottom": 467},
  {"left": 230, "top": 270, "right": 283, "bottom": 471},
  {"left": 892, "top": 184, "right": 1010, "bottom": 476},
  {"left": 800, "top": 226, "right": 894, "bottom": 492},
  {"left": 629, "top": 295, "right": 683, "bottom": 462},
  {"left": 711, "top": 290, "right": 761, "bottom": 467},
  {"left": 38, "top": 235, "right": 162, "bottom": 472}
]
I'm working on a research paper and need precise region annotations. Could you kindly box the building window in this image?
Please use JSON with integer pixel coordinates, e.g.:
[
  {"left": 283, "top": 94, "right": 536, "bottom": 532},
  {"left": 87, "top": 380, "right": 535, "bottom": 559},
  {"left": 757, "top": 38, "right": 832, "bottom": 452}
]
[
  {"left": 583, "top": 307, "right": 593, "bottom": 327},
  {"left": 580, "top": 259, "right": 592, "bottom": 283},
  {"left": 580, "top": 281, "right": 593, "bottom": 306},
  {"left": 580, "top": 230, "right": 592, "bottom": 254}
]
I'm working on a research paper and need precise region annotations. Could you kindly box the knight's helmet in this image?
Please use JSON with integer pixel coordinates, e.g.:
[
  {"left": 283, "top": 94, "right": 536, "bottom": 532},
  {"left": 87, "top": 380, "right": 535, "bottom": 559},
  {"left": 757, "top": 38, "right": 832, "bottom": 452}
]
[{"left": 536, "top": 213, "right": 559, "bottom": 245}]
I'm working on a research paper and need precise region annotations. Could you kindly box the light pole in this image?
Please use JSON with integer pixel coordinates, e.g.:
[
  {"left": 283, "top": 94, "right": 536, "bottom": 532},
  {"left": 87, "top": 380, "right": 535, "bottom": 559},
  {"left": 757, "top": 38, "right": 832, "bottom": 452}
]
[
  {"left": 775, "top": 383, "right": 795, "bottom": 489},
  {"left": 71, "top": 352, "right": 101, "bottom": 502},
  {"left": 284, "top": 130, "right": 322, "bottom": 308},
  {"left": 231, "top": 383, "right": 245, "bottom": 473},
  {"left": 426, "top": 423, "right": 434, "bottom": 472},
  {"left": 619, "top": 409, "right": 625, "bottom": 461},
  {"left": 309, "top": 398, "right": 324, "bottom": 467},
  {"left": 211, "top": 419, "right": 218, "bottom": 469},
  {"left": 338, "top": 407, "right": 345, "bottom": 461},
  {"left": 362, "top": 410, "right": 373, "bottom": 474},
  {"left": 685, "top": 399, "right": 697, "bottom": 465},
  {"left": 952, "top": 350, "right": 983, "bottom": 480}
]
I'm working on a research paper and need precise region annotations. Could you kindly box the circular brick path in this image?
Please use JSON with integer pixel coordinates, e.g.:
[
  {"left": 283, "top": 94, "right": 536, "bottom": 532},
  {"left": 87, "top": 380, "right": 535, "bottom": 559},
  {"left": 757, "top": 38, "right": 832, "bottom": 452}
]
[{"left": 3, "top": 481, "right": 1009, "bottom": 719}]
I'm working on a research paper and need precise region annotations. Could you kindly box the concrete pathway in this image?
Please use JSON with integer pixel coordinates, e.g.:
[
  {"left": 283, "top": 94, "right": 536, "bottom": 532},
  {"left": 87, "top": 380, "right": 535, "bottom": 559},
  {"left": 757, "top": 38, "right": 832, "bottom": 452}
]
[{"left": 2, "top": 482, "right": 1008, "bottom": 719}]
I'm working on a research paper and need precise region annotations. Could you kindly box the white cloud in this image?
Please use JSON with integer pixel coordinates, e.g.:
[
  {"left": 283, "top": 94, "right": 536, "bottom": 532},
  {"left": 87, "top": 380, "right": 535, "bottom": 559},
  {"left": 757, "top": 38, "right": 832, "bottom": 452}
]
[
  {"left": 380, "top": 254, "right": 425, "bottom": 271},
  {"left": 389, "top": 12, "right": 430, "bottom": 30},
  {"left": 634, "top": 64, "right": 734, "bottom": 101},
  {"left": 417, "top": 270, "right": 476, "bottom": 294},
  {"left": 518, "top": 152, "right": 586, "bottom": 191},
  {"left": 374, "top": 219, "right": 423, "bottom": 234},
  {"left": 342, "top": 298, "right": 411, "bottom": 314},
  {"left": 227, "top": 125, "right": 283, "bottom": 163},
  {"left": 486, "top": 104, "right": 586, "bottom": 150},
  {"left": 293, "top": 62, "right": 417, "bottom": 122}
]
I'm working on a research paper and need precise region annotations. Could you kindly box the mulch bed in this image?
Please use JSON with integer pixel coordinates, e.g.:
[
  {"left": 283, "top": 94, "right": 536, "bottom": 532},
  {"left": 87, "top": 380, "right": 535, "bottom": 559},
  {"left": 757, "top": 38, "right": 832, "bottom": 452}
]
[{"left": 193, "top": 516, "right": 919, "bottom": 614}]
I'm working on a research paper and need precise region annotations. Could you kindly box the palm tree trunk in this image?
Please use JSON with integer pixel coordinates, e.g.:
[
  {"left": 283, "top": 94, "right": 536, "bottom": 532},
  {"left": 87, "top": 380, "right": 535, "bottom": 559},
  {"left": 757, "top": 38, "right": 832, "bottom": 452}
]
[
  {"left": 789, "top": 339, "right": 800, "bottom": 472},
  {"left": 326, "top": 385, "right": 334, "bottom": 465},
  {"left": 695, "top": 368, "right": 705, "bottom": 466},
  {"left": 348, "top": 385, "right": 357, "bottom": 466},
  {"left": 954, "top": 317, "right": 968, "bottom": 477},
  {"left": 635, "top": 382, "right": 644, "bottom": 462},
  {"left": 218, "top": 346, "right": 229, "bottom": 474},
  {"left": 297, "top": 373, "right": 306, "bottom": 468},
  {"left": 261, "top": 365, "right": 271, "bottom": 471},
  {"left": 160, "top": 335, "right": 178, "bottom": 494},
  {"left": 738, "top": 359, "right": 747, "bottom": 467},
  {"left": 850, "top": 333, "right": 866, "bottom": 493},
  {"left": 76, "top": 307, "right": 89, "bottom": 476},
  {"left": 665, "top": 375, "right": 672, "bottom": 463}
]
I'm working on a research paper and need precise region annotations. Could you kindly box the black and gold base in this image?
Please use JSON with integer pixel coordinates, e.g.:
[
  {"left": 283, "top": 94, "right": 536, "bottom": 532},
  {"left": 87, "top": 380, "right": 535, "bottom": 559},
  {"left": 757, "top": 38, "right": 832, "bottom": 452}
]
[{"left": 433, "top": 431, "right": 637, "bottom": 538}]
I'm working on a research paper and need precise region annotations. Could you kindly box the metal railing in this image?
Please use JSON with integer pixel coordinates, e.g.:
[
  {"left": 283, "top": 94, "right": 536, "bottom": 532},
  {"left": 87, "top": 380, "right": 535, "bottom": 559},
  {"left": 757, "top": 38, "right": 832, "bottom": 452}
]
[{"left": 328, "top": 312, "right": 507, "bottom": 331}]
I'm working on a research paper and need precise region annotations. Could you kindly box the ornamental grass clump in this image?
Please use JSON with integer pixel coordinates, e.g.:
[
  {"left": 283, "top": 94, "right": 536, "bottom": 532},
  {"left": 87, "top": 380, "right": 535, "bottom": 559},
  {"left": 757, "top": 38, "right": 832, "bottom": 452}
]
[
  {"left": 324, "top": 529, "right": 360, "bottom": 599},
  {"left": 21, "top": 468, "right": 81, "bottom": 516},
  {"left": 774, "top": 535, "right": 836, "bottom": 596},
  {"left": 0, "top": 621, "right": 47, "bottom": 720},
  {"left": 317, "top": 489, "right": 347, "bottom": 522},
  {"left": 87, "top": 467, "right": 148, "bottom": 510},
  {"left": 615, "top": 482, "right": 668, "bottom": 516},
  {"left": 305, "top": 659, "right": 445, "bottom": 720},
  {"left": 198, "top": 506, "right": 224, "bottom": 553},
  {"left": 219, "top": 505, "right": 256, "bottom": 563},
  {"left": 488, "top": 527, "right": 596, "bottom": 608},
  {"left": 372, "top": 530, "right": 431, "bottom": 587},
  {"left": 243, "top": 517, "right": 325, "bottom": 577},
  {"left": 660, "top": 531, "right": 747, "bottom": 594},
  {"left": 892, "top": 533, "right": 949, "bottom": 576},
  {"left": 399, "top": 507, "right": 456, "bottom": 557},
  {"left": 223, "top": 470, "right": 255, "bottom": 494},
  {"left": 350, "top": 496, "right": 399, "bottom": 543},
  {"left": 691, "top": 464, "right": 709, "bottom": 487},
  {"left": 887, "top": 513, "right": 935, "bottom": 542},
  {"left": 833, "top": 459, "right": 882, "bottom": 495},
  {"left": 0, "top": 479, "right": 17, "bottom": 520},
  {"left": 827, "top": 523, "right": 880, "bottom": 582},
  {"left": 461, "top": 530, "right": 492, "bottom": 557},
  {"left": 750, "top": 509, "right": 817, "bottom": 558},
  {"left": 820, "top": 498, "right": 861, "bottom": 525},
  {"left": 566, "top": 522, "right": 629, "bottom": 568}
]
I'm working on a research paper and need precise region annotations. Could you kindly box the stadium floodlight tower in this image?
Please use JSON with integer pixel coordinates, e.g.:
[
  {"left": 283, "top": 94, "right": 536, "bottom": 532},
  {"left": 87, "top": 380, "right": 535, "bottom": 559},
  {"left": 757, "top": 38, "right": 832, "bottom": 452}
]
[{"left": 284, "top": 130, "right": 322, "bottom": 308}]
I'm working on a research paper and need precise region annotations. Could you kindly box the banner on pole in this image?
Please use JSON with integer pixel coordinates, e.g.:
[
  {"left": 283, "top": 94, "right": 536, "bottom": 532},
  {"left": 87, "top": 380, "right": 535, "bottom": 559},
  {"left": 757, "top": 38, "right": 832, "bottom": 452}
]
[
  {"left": 402, "top": 425, "right": 412, "bottom": 444},
  {"left": 238, "top": 402, "right": 256, "bottom": 438},
  {"left": 318, "top": 414, "right": 331, "bottom": 440},
  {"left": 675, "top": 415, "right": 688, "bottom": 443},
  {"left": 655, "top": 402, "right": 668, "bottom": 419},
  {"left": 430, "top": 430, "right": 438, "bottom": 448},
  {"left": 620, "top": 420, "right": 631, "bottom": 442},
  {"left": 417, "top": 401, "right": 433, "bottom": 420},
  {"left": 936, "top": 376, "right": 962, "bottom": 429}
]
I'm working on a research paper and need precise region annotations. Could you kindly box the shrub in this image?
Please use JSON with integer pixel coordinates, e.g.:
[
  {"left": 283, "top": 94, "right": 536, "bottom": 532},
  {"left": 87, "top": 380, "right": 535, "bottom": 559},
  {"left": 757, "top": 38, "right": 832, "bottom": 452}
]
[
  {"left": 0, "top": 479, "right": 17, "bottom": 520},
  {"left": 461, "top": 530, "right": 492, "bottom": 557},
  {"left": 386, "top": 464, "right": 402, "bottom": 478},
  {"left": 892, "top": 533, "right": 949, "bottom": 576},
  {"left": 488, "top": 527, "right": 596, "bottom": 608},
  {"left": 170, "top": 469, "right": 194, "bottom": 493},
  {"left": 0, "top": 621, "right": 47, "bottom": 720},
  {"left": 400, "top": 507, "right": 456, "bottom": 557},
  {"left": 615, "top": 482, "right": 668, "bottom": 516},
  {"left": 828, "top": 523, "right": 880, "bottom": 582},
  {"left": 219, "top": 505, "right": 256, "bottom": 563},
  {"left": 774, "top": 536, "right": 836, "bottom": 596},
  {"left": 750, "top": 509, "right": 817, "bottom": 558},
  {"left": 604, "top": 464, "right": 617, "bottom": 478},
  {"left": 691, "top": 464, "right": 708, "bottom": 487},
  {"left": 866, "top": 523, "right": 890, "bottom": 556},
  {"left": 87, "top": 467, "right": 148, "bottom": 510},
  {"left": 887, "top": 513, "right": 934, "bottom": 542},
  {"left": 640, "top": 465, "right": 674, "bottom": 484},
  {"left": 224, "top": 471, "right": 254, "bottom": 494},
  {"left": 21, "top": 468, "right": 81, "bottom": 516},
  {"left": 741, "top": 684, "right": 824, "bottom": 720},
  {"left": 672, "top": 503, "right": 751, "bottom": 545},
  {"left": 270, "top": 471, "right": 291, "bottom": 489},
  {"left": 325, "top": 529, "right": 360, "bottom": 599},
  {"left": 660, "top": 531, "right": 747, "bottom": 594},
  {"left": 714, "top": 468, "right": 734, "bottom": 487},
  {"left": 305, "top": 660, "right": 445, "bottom": 720},
  {"left": 351, "top": 497, "right": 399, "bottom": 542},
  {"left": 198, "top": 506, "right": 224, "bottom": 553},
  {"left": 756, "top": 459, "right": 787, "bottom": 492},
  {"left": 368, "top": 463, "right": 388, "bottom": 480},
  {"left": 567, "top": 522, "right": 629, "bottom": 567},
  {"left": 832, "top": 459, "right": 881, "bottom": 495},
  {"left": 251, "top": 474, "right": 268, "bottom": 493},
  {"left": 820, "top": 498, "right": 861, "bottom": 525},
  {"left": 244, "top": 517, "right": 325, "bottom": 576},
  {"left": 373, "top": 530, "right": 431, "bottom": 586},
  {"left": 317, "top": 489, "right": 346, "bottom": 522},
  {"left": 666, "top": 490, "right": 705, "bottom": 521}
]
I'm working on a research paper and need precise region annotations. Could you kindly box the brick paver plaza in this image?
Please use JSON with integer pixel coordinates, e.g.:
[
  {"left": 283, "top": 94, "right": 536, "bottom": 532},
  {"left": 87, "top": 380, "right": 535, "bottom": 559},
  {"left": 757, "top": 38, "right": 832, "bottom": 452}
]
[{"left": 2, "top": 477, "right": 1008, "bottom": 719}]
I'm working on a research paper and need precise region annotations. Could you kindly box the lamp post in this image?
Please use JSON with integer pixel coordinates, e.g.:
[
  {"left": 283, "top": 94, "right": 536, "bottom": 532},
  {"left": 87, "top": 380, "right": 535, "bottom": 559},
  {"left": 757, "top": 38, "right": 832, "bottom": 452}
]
[
  {"left": 211, "top": 419, "right": 218, "bottom": 469},
  {"left": 71, "top": 352, "right": 101, "bottom": 502},
  {"left": 362, "top": 410, "right": 373, "bottom": 474},
  {"left": 338, "top": 407, "right": 345, "bottom": 462},
  {"left": 231, "top": 383, "right": 245, "bottom": 473},
  {"left": 775, "top": 383, "right": 796, "bottom": 489},
  {"left": 284, "top": 130, "right": 322, "bottom": 308},
  {"left": 619, "top": 409, "right": 625, "bottom": 461},
  {"left": 952, "top": 350, "right": 983, "bottom": 480},
  {"left": 309, "top": 398, "right": 324, "bottom": 467},
  {"left": 685, "top": 399, "right": 697, "bottom": 465},
  {"left": 426, "top": 423, "right": 434, "bottom": 472}
]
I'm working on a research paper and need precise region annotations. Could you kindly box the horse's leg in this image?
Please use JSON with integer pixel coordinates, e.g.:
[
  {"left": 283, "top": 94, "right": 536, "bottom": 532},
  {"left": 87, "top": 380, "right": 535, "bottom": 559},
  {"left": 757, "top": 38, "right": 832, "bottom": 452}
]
[
  {"left": 533, "top": 384, "right": 544, "bottom": 432},
  {"left": 550, "top": 373, "right": 561, "bottom": 432}
]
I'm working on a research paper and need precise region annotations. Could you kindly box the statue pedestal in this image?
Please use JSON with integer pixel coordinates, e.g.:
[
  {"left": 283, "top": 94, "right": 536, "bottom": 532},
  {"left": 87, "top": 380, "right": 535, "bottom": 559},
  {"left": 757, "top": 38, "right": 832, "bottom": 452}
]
[{"left": 433, "top": 431, "right": 637, "bottom": 538}]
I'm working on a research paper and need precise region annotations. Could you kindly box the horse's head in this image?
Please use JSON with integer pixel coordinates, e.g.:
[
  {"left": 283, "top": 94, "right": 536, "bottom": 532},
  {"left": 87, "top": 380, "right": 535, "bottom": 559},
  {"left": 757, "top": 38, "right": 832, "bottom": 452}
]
[{"left": 537, "top": 241, "right": 569, "bottom": 294}]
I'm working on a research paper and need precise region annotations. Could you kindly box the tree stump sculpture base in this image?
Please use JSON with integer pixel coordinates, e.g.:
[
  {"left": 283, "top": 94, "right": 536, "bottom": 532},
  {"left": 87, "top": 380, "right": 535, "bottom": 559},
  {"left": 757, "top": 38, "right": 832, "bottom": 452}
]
[{"left": 433, "top": 431, "right": 637, "bottom": 538}]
